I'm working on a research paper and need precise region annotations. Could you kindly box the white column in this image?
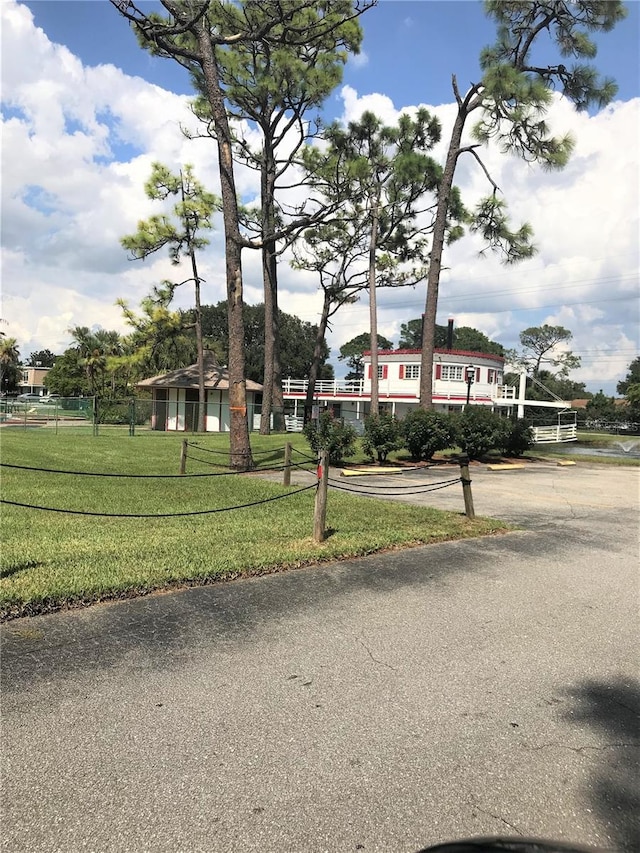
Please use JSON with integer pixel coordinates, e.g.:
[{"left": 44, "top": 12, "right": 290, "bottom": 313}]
[{"left": 517, "top": 371, "right": 527, "bottom": 419}]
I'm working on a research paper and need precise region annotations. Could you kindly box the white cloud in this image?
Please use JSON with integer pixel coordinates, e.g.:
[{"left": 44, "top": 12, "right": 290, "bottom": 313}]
[
  {"left": 349, "top": 50, "right": 369, "bottom": 69},
  {"left": 1, "top": 1, "right": 638, "bottom": 396},
  {"left": 330, "top": 86, "right": 640, "bottom": 390}
]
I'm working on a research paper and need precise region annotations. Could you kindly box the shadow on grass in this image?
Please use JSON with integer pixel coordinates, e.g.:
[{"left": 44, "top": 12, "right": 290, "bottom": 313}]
[
  {"left": 0, "top": 561, "right": 43, "bottom": 580},
  {"left": 563, "top": 677, "right": 640, "bottom": 851}
]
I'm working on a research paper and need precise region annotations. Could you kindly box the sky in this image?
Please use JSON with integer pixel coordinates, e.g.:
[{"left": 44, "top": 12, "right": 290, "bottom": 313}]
[{"left": 1, "top": 0, "right": 639, "bottom": 395}]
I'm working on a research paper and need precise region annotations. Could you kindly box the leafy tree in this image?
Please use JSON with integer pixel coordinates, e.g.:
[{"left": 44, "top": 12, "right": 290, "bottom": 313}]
[
  {"left": 419, "top": 0, "right": 626, "bottom": 407},
  {"left": 66, "top": 326, "right": 128, "bottom": 398},
  {"left": 121, "top": 163, "right": 218, "bottom": 432},
  {"left": 624, "top": 383, "right": 640, "bottom": 424},
  {"left": 511, "top": 324, "right": 581, "bottom": 378},
  {"left": 362, "top": 413, "right": 403, "bottom": 463},
  {"left": 0, "top": 335, "right": 20, "bottom": 393},
  {"left": 339, "top": 332, "right": 393, "bottom": 382},
  {"left": 500, "top": 418, "right": 534, "bottom": 458},
  {"left": 617, "top": 356, "right": 640, "bottom": 395},
  {"left": 303, "top": 411, "right": 357, "bottom": 465},
  {"left": 118, "top": 292, "right": 196, "bottom": 385},
  {"left": 314, "top": 109, "right": 456, "bottom": 413},
  {"left": 402, "top": 409, "right": 456, "bottom": 461},
  {"left": 398, "top": 319, "right": 423, "bottom": 349},
  {"left": 453, "top": 326, "right": 504, "bottom": 356},
  {"left": 45, "top": 349, "right": 90, "bottom": 398},
  {"left": 399, "top": 318, "right": 504, "bottom": 354},
  {"left": 454, "top": 405, "right": 511, "bottom": 460},
  {"left": 197, "top": 302, "right": 330, "bottom": 387},
  {"left": 291, "top": 209, "right": 370, "bottom": 422},
  {"left": 586, "top": 389, "right": 618, "bottom": 424},
  {"left": 27, "top": 349, "right": 56, "bottom": 368},
  {"left": 112, "top": 1, "right": 291, "bottom": 468},
  {"left": 189, "top": 1, "right": 367, "bottom": 434}
]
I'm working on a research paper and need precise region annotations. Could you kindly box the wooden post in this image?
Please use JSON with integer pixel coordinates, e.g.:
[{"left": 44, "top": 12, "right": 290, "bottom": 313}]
[
  {"left": 459, "top": 455, "right": 475, "bottom": 519},
  {"left": 179, "top": 438, "right": 188, "bottom": 475},
  {"left": 283, "top": 441, "right": 292, "bottom": 487},
  {"left": 313, "top": 449, "right": 329, "bottom": 542}
]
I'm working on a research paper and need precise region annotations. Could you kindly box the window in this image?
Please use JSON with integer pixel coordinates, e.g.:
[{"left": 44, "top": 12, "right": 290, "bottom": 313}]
[
  {"left": 400, "top": 364, "right": 420, "bottom": 380},
  {"left": 439, "top": 364, "right": 464, "bottom": 381},
  {"left": 368, "top": 365, "right": 389, "bottom": 379}
]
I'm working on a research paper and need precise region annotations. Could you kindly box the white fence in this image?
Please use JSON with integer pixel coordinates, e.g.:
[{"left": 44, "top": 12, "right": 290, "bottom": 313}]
[{"left": 532, "top": 423, "right": 578, "bottom": 443}]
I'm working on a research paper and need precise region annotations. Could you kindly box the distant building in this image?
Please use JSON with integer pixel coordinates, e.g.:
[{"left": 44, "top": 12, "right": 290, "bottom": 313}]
[
  {"left": 19, "top": 366, "right": 51, "bottom": 396},
  {"left": 282, "top": 347, "right": 570, "bottom": 429},
  {"left": 137, "top": 353, "right": 262, "bottom": 432}
]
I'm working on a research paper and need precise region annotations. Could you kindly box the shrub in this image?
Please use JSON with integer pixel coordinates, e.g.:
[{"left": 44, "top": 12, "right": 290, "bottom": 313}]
[
  {"left": 303, "top": 411, "right": 357, "bottom": 465},
  {"left": 454, "top": 406, "right": 511, "bottom": 460},
  {"left": 402, "top": 409, "right": 456, "bottom": 460},
  {"left": 501, "top": 418, "right": 534, "bottom": 457},
  {"left": 362, "top": 413, "right": 404, "bottom": 463}
]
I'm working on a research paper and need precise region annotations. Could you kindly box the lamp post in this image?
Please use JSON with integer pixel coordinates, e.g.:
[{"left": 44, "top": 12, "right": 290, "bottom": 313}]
[{"left": 465, "top": 364, "right": 476, "bottom": 407}]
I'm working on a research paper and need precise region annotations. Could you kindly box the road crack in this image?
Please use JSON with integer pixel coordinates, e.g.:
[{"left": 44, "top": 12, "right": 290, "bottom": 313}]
[{"left": 355, "top": 636, "right": 397, "bottom": 671}]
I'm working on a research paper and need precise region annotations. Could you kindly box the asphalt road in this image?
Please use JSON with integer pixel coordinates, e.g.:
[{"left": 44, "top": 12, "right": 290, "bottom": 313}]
[{"left": 2, "top": 462, "right": 639, "bottom": 853}]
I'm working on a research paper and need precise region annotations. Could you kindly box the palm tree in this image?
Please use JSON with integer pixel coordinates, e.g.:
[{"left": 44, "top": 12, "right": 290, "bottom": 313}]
[{"left": 0, "top": 335, "right": 20, "bottom": 393}]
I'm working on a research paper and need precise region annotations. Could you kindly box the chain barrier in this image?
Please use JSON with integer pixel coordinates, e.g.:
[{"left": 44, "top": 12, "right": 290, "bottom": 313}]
[{"left": 0, "top": 483, "right": 318, "bottom": 519}]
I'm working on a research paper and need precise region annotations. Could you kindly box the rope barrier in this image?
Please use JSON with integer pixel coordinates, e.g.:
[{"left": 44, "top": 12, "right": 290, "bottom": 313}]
[
  {"left": 326, "top": 474, "right": 459, "bottom": 491},
  {"left": 327, "top": 477, "right": 461, "bottom": 497},
  {"left": 0, "top": 483, "right": 317, "bottom": 519},
  {"left": 1, "top": 462, "right": 247, "bottom": 479},
  {"left": 186, "top": 442, "right": 284, "bottom": 457}
]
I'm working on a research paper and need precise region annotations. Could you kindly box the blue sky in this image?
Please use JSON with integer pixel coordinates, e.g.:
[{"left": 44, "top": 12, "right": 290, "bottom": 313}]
[
  {"left": 3, "top": 0, "right": 639, "bottom": 393},
  {"left": 22, "top": 1, "right": 640, "bottom": 110}
]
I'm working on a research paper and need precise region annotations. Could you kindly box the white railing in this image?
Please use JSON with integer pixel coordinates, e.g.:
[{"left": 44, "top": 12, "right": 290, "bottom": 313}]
[
  {"left": 532, "top": 424, "right": 577, "bottom": 443},
  {"left": 494, "top": 385, "right": 516, "bottom": 400},
  {"left": 282, "top": 378, "right": 365, "bottom": 396}
]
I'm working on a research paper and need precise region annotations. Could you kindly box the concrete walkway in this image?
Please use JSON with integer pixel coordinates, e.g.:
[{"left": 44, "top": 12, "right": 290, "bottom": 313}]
[{"left": 2, "top": 463, "right": 638, "bottom": 852}]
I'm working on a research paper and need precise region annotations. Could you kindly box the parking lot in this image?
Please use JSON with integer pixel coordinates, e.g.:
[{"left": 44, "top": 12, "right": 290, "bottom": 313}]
[{"left": 2, "top": 461, "right": 638, "bottom": 852}]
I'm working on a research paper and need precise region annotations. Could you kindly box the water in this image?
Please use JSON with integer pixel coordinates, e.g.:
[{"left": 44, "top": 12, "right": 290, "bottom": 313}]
[{"left": 543, "top": 441, "right": 640, "bottom": 459}]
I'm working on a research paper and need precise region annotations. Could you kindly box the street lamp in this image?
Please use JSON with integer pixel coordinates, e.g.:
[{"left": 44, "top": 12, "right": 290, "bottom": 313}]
[{"left": 465, "top": 364, "right": 476, "bottom": 406}]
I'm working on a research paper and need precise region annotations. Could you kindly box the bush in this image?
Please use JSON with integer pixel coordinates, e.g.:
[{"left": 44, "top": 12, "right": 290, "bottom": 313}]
[
  {"left": 454, "top": 406, "right": 511, "bottom": 460},
  {"left": 362, "top": 413, "right": 404, "bottom": 463},
  {"left": 303, "top": 411, "right": 357, "bottom": 465},
  {"left": 501, "top": 418, "right": 534, "bottom": 457},
  {"left": 402, "top": 409, "right": 456, "bottom": 460}
]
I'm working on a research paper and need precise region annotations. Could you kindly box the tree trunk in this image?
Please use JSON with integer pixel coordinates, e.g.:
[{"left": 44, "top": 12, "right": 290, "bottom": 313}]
[
  {"left": 419, "top": 103, "right": 467, "bottom": 410},
  {"left": 368, "top": 193, "right": 380, "bottom": 416},
  {"left": 259, "top": 141, "right": 284, "bottom": 434},
  {"left": 190, "top": 246, "right": 207, "bottom": 433},
  {"left": 303, "top": 289, "right": 332, "bottom": 424},
  {"left": 196, "top": 22, "right": 253, "bottom": 470}
]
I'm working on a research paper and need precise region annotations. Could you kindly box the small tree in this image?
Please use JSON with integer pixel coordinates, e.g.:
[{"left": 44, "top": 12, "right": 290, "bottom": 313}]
[
  {"left": 402, "top": 409, "right": 456, "bottom": 461},
  {"left": 362, "top": 413, "right": 403, "bottom": 464},
  {"left": 339, "top": 332, "right": 393, "bottom": 381},
  {"left": 303, "top": 411, "right": 357, "bottom": 465},
  {"left": 500, "top": 418, "right": 534, "bottom": 457},
  {"left": 617, "top": 357, "right": 640, "bottom": 396},
  {"left": 0, "top": 335, "right": 20, "bottom": 393},
  {"left": 121, "top": 163, "right": 218, "bottom": 432},
  {"left": 514, "top": 324, "right": 581, "bottom": 379},
  {"left": 586, "top": 390, "right": 618, "bottom": 425},
  {"left": 27, "top": 349, "right": 56, "bottom": 368},
  {"left": 455, "top": 406, "right": 511, "bottom": 460}
]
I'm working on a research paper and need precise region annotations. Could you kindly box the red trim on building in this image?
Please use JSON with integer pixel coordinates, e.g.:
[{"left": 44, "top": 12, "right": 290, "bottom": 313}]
[{"left": 364, "top": 348, "right": 505, "bottom": 363}]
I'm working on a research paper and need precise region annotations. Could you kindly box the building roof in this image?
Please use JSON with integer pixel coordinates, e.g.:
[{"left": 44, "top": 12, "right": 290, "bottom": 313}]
[
  {"left": 137, "top": 352, "right": 263, "bottom": 392},
  {"left": 364, "top": 348, "right": 505, "bottom": 364}
]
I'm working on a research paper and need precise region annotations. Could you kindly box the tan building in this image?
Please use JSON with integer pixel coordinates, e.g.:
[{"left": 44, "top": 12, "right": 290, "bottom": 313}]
[{"left": 19, "top": 366, "right": 51, "bottom": 396}]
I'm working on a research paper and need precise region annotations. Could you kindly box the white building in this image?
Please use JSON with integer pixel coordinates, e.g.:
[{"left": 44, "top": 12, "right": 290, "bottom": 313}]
[{"left": 282, "top": 347, "right": 576, "bottom": 441}]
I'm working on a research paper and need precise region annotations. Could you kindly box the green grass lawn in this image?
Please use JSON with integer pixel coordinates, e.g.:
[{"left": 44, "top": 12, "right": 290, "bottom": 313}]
[{"left": 0, "top": 430, "right": 508, "bottom": 620}]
